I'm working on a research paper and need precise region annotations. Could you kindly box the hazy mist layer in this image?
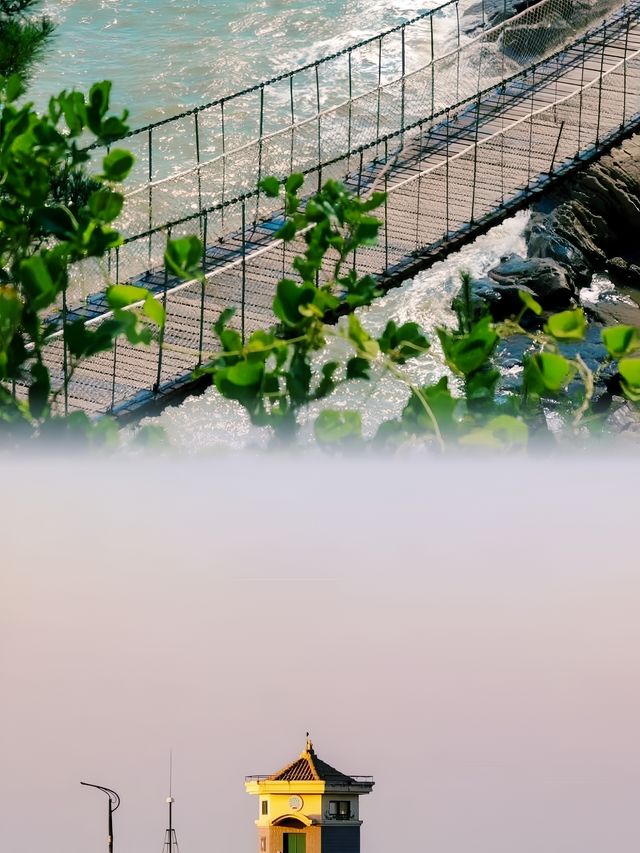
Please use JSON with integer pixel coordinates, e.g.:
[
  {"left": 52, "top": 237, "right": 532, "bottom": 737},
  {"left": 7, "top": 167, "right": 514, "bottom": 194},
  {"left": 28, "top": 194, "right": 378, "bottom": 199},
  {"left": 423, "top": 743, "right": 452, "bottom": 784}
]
[{"left": 2, "top": 457, "right": 639, "bottom": 853}]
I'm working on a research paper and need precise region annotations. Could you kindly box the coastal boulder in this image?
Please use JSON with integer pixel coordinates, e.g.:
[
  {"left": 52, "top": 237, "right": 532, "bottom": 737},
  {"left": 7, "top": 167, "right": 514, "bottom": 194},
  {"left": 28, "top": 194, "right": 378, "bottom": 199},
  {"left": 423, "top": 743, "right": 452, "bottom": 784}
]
[
  {"left": 487, "top": 254, "right": 575, "bottom": 309},
  {"left": 452, "top": 275, "right": 539, "bottom": 322},
  {"left": 525, "top": 214, "right": 593, "bottom": 288}
]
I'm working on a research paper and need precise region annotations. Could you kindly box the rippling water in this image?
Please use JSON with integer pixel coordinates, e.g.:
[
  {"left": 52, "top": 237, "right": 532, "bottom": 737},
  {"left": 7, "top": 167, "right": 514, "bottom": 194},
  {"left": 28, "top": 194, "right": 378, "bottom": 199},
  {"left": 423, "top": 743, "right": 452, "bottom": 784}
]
[{"left": 36, "top": 1, "right": 443, "bottom": 125}]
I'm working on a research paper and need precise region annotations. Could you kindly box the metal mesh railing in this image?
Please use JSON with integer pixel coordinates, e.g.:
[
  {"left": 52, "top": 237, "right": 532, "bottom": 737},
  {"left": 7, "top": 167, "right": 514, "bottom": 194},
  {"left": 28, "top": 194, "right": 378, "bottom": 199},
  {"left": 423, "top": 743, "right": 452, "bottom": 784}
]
[
  {"left": 110, "top": 0, "right": 622, "bottom": 249},
  {"left": 110, "top": 0, "right": 464, "bottom": 189}
]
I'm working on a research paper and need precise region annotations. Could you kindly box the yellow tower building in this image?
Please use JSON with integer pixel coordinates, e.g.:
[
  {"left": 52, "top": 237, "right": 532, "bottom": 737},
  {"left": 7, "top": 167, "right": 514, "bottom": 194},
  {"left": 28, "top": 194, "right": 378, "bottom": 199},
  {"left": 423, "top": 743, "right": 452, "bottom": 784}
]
[{"left": 245, "top": 739, "right": 374, "bottom": 853}]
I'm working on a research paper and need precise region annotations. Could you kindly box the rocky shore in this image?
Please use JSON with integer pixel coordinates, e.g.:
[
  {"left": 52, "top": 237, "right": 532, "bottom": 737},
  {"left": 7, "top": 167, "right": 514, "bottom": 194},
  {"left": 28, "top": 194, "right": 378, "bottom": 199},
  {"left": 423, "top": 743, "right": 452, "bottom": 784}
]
[
  {"left": 455, "top": 132, "right": 640, "bottom": 437},
  {"left": 462, "top": 133, "right": 640, "bottom": 325}
]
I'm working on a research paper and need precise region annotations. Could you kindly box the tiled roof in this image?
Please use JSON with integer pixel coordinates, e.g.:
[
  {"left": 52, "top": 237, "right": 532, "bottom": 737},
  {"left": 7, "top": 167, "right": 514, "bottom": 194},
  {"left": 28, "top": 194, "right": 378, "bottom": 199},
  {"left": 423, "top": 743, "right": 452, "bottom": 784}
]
[{"left": 269, "top": 741, "right": 355, "bottom": 784}]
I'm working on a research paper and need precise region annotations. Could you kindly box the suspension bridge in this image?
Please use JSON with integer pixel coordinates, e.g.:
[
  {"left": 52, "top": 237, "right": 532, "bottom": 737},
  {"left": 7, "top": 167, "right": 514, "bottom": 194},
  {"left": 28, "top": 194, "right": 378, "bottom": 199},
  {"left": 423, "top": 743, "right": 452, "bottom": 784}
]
[{"left": 37, "top": 0, "right": 640, "bottom": 418}]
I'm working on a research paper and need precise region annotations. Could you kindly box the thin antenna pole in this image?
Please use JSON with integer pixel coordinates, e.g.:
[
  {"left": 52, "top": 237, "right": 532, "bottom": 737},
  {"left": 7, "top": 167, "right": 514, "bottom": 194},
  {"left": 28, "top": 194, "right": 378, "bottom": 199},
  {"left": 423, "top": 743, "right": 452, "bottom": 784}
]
[
  {"left": 162, "top": 752, "right": 179, "bottom": 853},
  {"left": 168, "top": 751, "right": 173, "bottom": 853}
]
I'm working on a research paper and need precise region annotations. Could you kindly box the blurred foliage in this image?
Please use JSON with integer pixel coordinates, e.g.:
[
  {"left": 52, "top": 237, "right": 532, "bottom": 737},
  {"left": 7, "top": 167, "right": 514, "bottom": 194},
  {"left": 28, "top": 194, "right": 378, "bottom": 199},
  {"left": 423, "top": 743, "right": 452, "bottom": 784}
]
[{"left": 0, "top": 0, "right": 55, "bottom": 84}]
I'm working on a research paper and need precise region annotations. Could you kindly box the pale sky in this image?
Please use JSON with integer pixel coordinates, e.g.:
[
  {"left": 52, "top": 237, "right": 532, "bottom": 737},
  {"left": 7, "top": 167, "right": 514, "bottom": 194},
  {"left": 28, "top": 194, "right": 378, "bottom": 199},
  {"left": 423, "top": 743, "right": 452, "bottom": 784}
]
[{"left": 2, "top": 455, "right": 639, "bottom": 853}]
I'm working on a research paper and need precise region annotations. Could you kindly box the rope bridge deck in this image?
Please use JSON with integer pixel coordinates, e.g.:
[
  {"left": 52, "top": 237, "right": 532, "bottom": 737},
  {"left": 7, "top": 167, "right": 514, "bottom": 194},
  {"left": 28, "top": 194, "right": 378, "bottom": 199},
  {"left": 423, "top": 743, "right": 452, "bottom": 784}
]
[{"left": 32, "top": 0, "right": 640, "bottom": 418}]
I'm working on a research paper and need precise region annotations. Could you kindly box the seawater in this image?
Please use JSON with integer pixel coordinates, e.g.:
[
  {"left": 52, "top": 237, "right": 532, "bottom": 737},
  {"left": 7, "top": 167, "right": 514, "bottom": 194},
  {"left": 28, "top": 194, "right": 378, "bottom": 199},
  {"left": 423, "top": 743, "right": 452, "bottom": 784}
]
[
  {"left": 32, "top": 1, "right": 529, "bottom": 450},
  {"left": 37, "top": 0, "right": 445, "bottom": 125}
]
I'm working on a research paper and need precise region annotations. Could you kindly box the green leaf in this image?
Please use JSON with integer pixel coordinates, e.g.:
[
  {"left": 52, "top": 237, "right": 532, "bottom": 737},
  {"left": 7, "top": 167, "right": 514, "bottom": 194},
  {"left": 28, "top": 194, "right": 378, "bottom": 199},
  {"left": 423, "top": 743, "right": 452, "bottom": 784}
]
[
  {"left": 437, "top": 317, "right": 498, "bottom": 377},
  {"left": 285, "top": 173, "right": 304, "bottom": 194},
  {"left": 5, "top": 74, "right": 25, "bottom": 103},
  {"left": 402, "top": 377, "right": 458, "bottom": 435},
  {"left": 106, "top": 284, "right": 148, "bottom": 310},
  {"left": 378, "top": 320, "right": 430, "bottom": 364},
  {"left": 88, "top": 189, "right": 124, "bottom": 223},
  {"left": 346, "top": 314, "right": 379, "bottom": 359},
  {"left": 113, "top": 309, "right": 153, "bottom": 346},
  {"left": 314, "top": 409, "right": 362, "bottom": 445},
  {"left": 465, "top": 368, "right": 500, "bottom": 407},
  {"left": 64, "top": 321, "right": 92, "bottom": 358},
  {"left": 97, "top": 116, "right": 130, "bottom": 145},
  {"left": 286, "top": 347, "right": 312, "bottom": 404},
  {"left": 360, "top": 191, "right": 387, "bottom": 213},
  {"left": 0, "top": 285, "right": 22, "bottom": 357},
  {"left": 346, "top": 357, "right": 371, "bottom": 380},
  {"left": 34, "top": 206, "right": 77, "bottom": 238},
  {"left": 273, "top": 278, "right": 317, "bottom": 328},
  {"left": 61, "top": 92, "right": 87, "bottom": 135},
  {"left": 545, "top": 308, "right": 586, "bottom": 341},
  {"left": 226, "top": 361, "right": 264, "bottom": 386},
  {"left": 314, "top": 361, "right": 339, "bottom": 401},
  {"left": 143, "top": 294, "right": 165, "bottom": 327},
  {"left": 214, "top": 307, "right": 236, "bottom": 337},
  {"left": 86, "top": 81, "right": 113, "bottom": 134},
  {"left": 260, "top": 176, "right": 281, "bottom": 198},
  {"left": 164, "top": 236, "right": 203, "bottom": 281},
  {"left": 523, "top": 351, "right": 575, "bottom": 395},
  {"left": 342, "top": 273, "right": 381, "bottom": 309},
  {"left": 19, "top": 256, "right": 58, "bottom": 309},
  {"left": 89, "top": 81, "right": 111, "bottom": 115},
  {"left": 602, "top": 325, "right": 640, "bottom": 359},
  {"left": 354, "top": 215, "right": 381, "bottom": 245},
  {"left": 275, "top": 220, "right": 297, "bottom": 242},
  {"left": 101, "top": 149, "right": 135, "bottom": 183},
  {"left": 28, "top": 360, "right": 50, "bottom": 420},
  {"left": 619, "top": 358, "right": 640, "bottom": 401},
  {"left": 518, "top": 289, "right": 543, "bottom": 316}
]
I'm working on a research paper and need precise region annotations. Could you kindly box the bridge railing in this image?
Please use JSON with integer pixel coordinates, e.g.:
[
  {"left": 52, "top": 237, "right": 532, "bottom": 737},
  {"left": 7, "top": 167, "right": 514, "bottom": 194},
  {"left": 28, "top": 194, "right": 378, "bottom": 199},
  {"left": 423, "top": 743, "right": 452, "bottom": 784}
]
[
  {"left": 109, "top": 0, "right": 621, "bottom": 249},
  {"left": 110, "top": 0, "right": 464, "bottom": 191},
  {"left": 68, "top": 0, "right": 626, "bottom": 299},
  {"left": 44, "top": 7, "right": 640, "bottom": 417}
]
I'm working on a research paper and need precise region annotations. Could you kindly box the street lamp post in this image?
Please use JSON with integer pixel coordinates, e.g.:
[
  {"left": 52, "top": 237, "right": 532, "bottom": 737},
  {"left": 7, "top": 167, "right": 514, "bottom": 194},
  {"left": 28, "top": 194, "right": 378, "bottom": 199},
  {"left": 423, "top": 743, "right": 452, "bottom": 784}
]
[{"left": 81, "top": 781, "right": 121, "bottom": 853}]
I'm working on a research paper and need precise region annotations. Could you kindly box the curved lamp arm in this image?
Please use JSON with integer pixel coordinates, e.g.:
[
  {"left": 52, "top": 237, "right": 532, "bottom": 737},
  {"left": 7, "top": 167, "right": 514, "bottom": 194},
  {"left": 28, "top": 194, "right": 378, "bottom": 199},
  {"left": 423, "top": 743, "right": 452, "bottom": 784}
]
[{"left": 81, "top": 781, "right": 121, "bottom": 853}]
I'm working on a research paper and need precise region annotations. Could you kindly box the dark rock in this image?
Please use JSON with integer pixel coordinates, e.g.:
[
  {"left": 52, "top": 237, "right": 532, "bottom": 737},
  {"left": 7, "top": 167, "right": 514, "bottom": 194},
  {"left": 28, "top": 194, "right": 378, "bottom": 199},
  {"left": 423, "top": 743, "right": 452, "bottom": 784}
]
[
  {"left": 533, "top": 137, "right": 640, "bottom": 266},
  {"left": 452, "top": 275, "right": 539, "bottom": 322},
  {"left": 584, "top": 297, "right": 640, "bottom": 329},
  {"left": 463, "top": 1, "right": 519, "bottom": 31},
  {"left": 487, "top": 254, "right": 575, "bottom": 309},
  {"left": 525, "top": 214, "right": 593, "bottom": 288},
  {"left": 606, "top": 257, "right": 640, "bottom": 289},
  {"left": 550, "top": 203, "right": 609, "bottom": 267}
]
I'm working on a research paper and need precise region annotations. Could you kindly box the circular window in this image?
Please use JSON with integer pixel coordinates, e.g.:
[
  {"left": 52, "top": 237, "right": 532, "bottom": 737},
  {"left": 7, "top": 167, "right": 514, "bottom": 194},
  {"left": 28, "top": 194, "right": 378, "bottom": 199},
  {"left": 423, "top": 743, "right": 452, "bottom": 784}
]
[{"left": 288, "top": 795, "right": 303, "bottom": 811}]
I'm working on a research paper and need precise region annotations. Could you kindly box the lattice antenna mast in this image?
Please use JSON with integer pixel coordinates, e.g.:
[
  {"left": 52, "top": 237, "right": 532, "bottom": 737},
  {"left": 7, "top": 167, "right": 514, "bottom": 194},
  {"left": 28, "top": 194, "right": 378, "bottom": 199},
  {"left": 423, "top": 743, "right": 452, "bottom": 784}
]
[{"left": 161, "top": 752, "right": 179, "bottom": 853}]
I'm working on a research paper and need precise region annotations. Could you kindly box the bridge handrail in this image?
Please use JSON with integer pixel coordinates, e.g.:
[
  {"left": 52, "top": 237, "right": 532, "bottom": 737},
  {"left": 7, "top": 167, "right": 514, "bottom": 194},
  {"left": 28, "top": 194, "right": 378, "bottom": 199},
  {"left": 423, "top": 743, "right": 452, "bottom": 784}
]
[
  {"left": 118, "top": 0, "right": 624, "bottom": 221},
  {"left": 58, "top": 23, "right": 639, "bottom": 337},
  {"left": 123, "top": 0, "right": 504, "bottom": 199},
  {"left": 107, "top": 0, "right": 462, "bottom": 144},
  {"left": 389, "top": 43, "right": 640, "bottom": 195},
  {"left": 116, "top": 0, "right": 622, "bottom": 246}
]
